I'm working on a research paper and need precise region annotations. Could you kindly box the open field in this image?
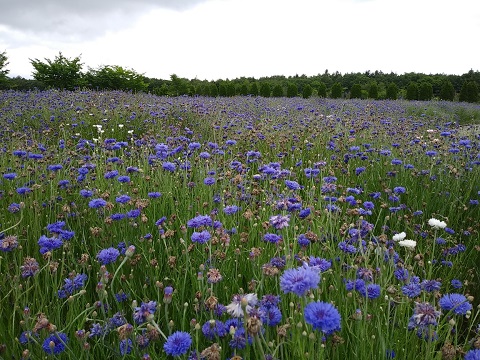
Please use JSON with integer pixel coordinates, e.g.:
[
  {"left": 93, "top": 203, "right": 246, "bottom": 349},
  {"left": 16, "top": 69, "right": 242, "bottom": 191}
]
[{"left": 0, "top": 91, "right": 479, "bottom": 359}]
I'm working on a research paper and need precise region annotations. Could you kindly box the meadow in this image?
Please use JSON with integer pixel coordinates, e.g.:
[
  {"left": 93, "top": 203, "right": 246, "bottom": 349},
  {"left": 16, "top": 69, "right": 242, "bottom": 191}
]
[{"left": 0, "top": 90, "right": 479, "bottom": 359}]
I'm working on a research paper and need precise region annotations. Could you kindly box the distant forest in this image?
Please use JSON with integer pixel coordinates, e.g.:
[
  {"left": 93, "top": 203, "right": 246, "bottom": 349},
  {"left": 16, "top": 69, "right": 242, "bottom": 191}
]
[{"left": 0, "top": 51, "right": 479, "bottom": 102}]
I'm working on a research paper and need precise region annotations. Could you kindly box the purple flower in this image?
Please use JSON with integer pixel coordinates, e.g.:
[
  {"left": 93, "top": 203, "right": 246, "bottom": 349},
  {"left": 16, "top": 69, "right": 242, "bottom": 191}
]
[
  {"left": 148, "top": 192, "right": 162, "bottom": 198},
  {"left": 359, "top": 283, "right": 381, "bottom": 299},
  {"left": 263, "top": 233, "right": 282, "bottom": 244},
  {"left": 304, "top": 301, "right": 341, "bottom": 335},
  {"left": 162, "top": 162, "right": 176, "bottom": 172},
  {"left": 104, "top": 170, "right": 119, "bottom": 179},
  {"left": 191, "top": 230, "right": 211, "bottom": 244},
  {"left": 96, "top": 247, "right": 120, "bottom": 265},
  {"left": 187, "top": 215, "right": 212, "bottom": 228},
  {"left": 80, "top": 189, "right": 93, "bottom": 198},
  {"left": 223, "top": 205, "right": 239, "bottom": 215},
  {"left": 133, "top": 301, "right": 157, "bottom": 324},
  {"left": 21, "top": 257, "right": 39, "bottom": 278},
  {"left": 127, "top": 209, "right": 141, "bottom": 218},
  {"left": 203, "top": 177, "right": 215, "bottom": 185},
  {"left": 438, "top": 293, "right": 472, "bottom": 315},
  {"left": 3, "top": 173, "right": 17, "bottom": 180},
  {"left": 261, "top": 306, "right": 282, "bottom": 326},
  {"left": 355, "top": 167, "right": 366, "bottom": 175},
  {"left": 450, "top": 279, "right": 462, "bottom": 289},
  {"left": 402, "top": 282, "right": 422, "bottom": 298},
  {"left": 115, "top": 195, "right": 131, "bottom": 204},
  {"left": 285, "top": 180, "right": 302, "bottom": 190},
  {"left": 202, "top": 320, "right": 227, "bottom": 340},
  {"left": 42, "top": 332, "right": 68, "bottom": 355},
  {"left": 269, "top": 214, "right": 290, "bottom": 230},
  {"left": 38, "top": 235, "right": 63, "bottom": 254},
  {"left": 280, "top": 265, "right": 320, "bottom": 297},
  {"left": 117, "top": 175, "right": 130, "bottom": 183},
  {"left": 16, "top": 187, "right": 31, "bottom": 195},
  {"left": 408, "top": 302, "right": 440, "bottom": 330},
  {"left": 88, "top": 198, "right": 107, "bottom": 208},
  {"left": 465, "top": 349, "right": 480, "bottom": 360},
  {"left": 164, "top": 331, "right": 192, "bottom": 357},
  {"left": 120, "top": 339, "right": 133, "bottom": 355}
]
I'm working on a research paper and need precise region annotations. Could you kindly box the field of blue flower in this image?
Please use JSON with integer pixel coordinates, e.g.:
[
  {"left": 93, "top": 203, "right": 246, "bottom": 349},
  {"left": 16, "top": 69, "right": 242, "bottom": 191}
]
[{"left": 0, "top": 90, "right": 479, "bottom": 359}]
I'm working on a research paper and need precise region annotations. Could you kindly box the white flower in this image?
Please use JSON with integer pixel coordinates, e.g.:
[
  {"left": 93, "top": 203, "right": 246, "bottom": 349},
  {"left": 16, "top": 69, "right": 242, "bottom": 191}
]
[
  {"left": 225, "top": 293, "right": 258, "bottom": 317},
  {"left": 398, "top": 239, "right": 416, "bottom": 249},
  {"left": 428, "top": 218, "right": 447, "bottom": 229},
  {"left": 392, "top": 232, "right": 406, "bottom": 242}
]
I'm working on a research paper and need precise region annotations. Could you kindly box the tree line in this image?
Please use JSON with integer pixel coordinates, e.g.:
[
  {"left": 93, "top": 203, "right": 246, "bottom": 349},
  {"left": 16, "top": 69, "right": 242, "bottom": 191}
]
[{"left": 0, "top": 51, "right": 479, "bottom": 102}]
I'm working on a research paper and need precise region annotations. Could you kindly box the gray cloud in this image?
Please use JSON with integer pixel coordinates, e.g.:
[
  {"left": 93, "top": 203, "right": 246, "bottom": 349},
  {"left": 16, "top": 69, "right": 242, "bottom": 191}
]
[{"left": 0, "top": 0, "right": 210, "bottom": 41}]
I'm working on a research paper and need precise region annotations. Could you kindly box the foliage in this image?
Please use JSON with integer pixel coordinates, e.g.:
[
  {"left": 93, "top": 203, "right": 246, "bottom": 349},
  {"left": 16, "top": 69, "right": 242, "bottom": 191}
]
[
  {"left": 368, "top": 81, "right": 378, "bottom": 99},
  {"left": 386, "top": 82, "right": 399, "bottom": 100},
  {"left": 316, "top": 81, "right": 327, "bottom": 98},
  {"left": 249, "top": 82, "right": 259, "bottom": 96},
  {"left": 85, "top": 65, "right": 147, "bottom": 92},
  {"left": 330, "top": 82, "right": 343, "bottom": 98},
  {"left": 350, "top": 83, "right": 362, "bottom": 99},
  {"left": 29, "top": 52, "right": 84, "bottom": 90},
  {"left": 272, "top": 84, "right": 284, "bottom": 97},
  {"left": 302, "top": 83, "right": 313, "bottom": 99},
  {"left": 259, "top": 82, "right": 271, "bottom": 97},
  {"left": 286, "top": 82, "right": 298, "bottom": 98},
  {"left": 0, "top": 50, "right": 9, "bottom": 83},
  {"left": 439, "top": 80, "right": 455, "bottom": 101},
  {"left": 459, "top": 80, "right": 479, "bottom": 103},
  {"left": 406, "top": 82, "right": 419, "bottom": 100},
  {"left": 418, "top": 82, "right": 433, "bottom": 101}
]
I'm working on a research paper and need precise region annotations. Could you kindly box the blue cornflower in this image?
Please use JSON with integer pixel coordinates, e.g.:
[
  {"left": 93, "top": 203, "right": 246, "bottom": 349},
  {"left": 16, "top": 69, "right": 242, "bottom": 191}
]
[
  {"left": 465, "top": 349, "right": 480, "bottom": 360},
  {"left": 439, "top": 293, "right": 472, "bottom": 315},
  {"left": 104, "top": 170, "right": 119, "bottom": 179},
  {"left": 88, "top": 198, "right": 107, "bottom": 208},
  {"left": 115, "top": 195, "right": 131, "bottom": 204},
  {"left": 359, "top": 283, "right": 381, "bottom": 299},
  {"left": 133, "top": 301, "right": 157, "bottom": 324},
  {"left": 408, "top": 302, "right": 440, "bottom": 330},
  {"left": 269, "top": 214, "right": 290, "bottom": 229},
  {"left": 450, "top": 279, "right": 462, "bottom": 289},
  {"left": 261, "top": 306, "right": 282, "bottom": 326},
  {"left": 16, "top": 187, "right": 31, "bottom": 195},
  {"left": 96, "top": 247, "right": 120, "bottom": 265},
  {"left": 203, "top": 177, "right": 215, "bottom": 186},
  {"left": 299, "top": 208, "right": 311, "bottom": 219},
  {"left": 421, "top": 280, "right": 441, "bottom": 293},
  {"left": 309, "top": 256, "right": 332, "bottom": 272},
  {"left": 47, "top": 164, "right": 63, "bottom": 172},
  {"left": 393, "top": 186, "right": 406, "bottom": 194},
  {"left": 120, "top": 339, "right": 133, "bottom": 355},
  {"left": 42, "top": 332, "right": 68, "bottom": 355},
  {"left": 111, "top": 213, "right": 127, "bottom": 221},
  {"left": 38, "top": 235, "right": 63, "bottom": 254},
  {"left": 148, "top": 192, "right": 162, "bottom": 198},
  {"left": 297, "top": 234, "right": 310, "bottom": 247},
  {"left": 280, "top": 264, "right": 320, "bottom": 297},
  {"left": 202, "top": 320, "right": 227, "bottom": 340},
  {"left": 393, "top": 267, "right": 409, "bottom": 282},
  {"left": 164, "top": 331, "right": 192, "bottom": 357},
  {"left": 223, "top": 205, "right": 239, "bottom": 215},
  {"left": 58, "top": 273, "right": 88, "bottom": 298},
  {"left": 162, "top": 162, "right": 176, "bottom": 172},
  {"left": 117, "top": 175, "right": 130, "bottom": 183},
  {"left": 187, "top": 215, "right": 212, "bottom": 228},
  {"left": 355, "top": 167, "right": 366, "bottom": 175},
  {"left": 263, "top": 233, "right": 282, "bottom": 244},
  {"left": 285, "top": 180, "right": 302, "bottom": 190},
  {"left": 304, "top": 301, "right": 341, "bottom": 335},
  {"left": 3, "top": 173, "right": 17, "bottom": 180},
  {"left": 191, "top": 230, "right": 211, "bottom": 244},
  {"left": 402, "top": 282, "right": 422, "bottom": 298},
  {"left": 127, "top": 209, "right": 141, "bottom": 218}
]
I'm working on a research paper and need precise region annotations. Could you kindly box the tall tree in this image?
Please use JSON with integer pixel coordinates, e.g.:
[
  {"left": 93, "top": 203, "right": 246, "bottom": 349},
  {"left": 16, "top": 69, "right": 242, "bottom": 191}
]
[
  {"left": 272, "top": 84, "right": 284, "bottom": 97},
  {"left": 350, "top": 83, "right": 362, "bottom": 99},
  {"left": 86, "top": 65, "right": 147, "bottom": 92},
  {"left": 317, "top": 81, "right": 327, "bottom": 98},
  {"left": 30, "top": 52, "right": 84, "bottom": 90},
  {"left": 302, "top": 84, "right": 313, "bottom": 99},
  {"left": 459, "top": 81, "right": 479, "bottom": 103},
  {"left": 0, "top": 50, "right": 9, "bottom": 84},
  {"left": 249, "top": 82, "right": 259, "bottom": 96},
  {"left": 386, "top": 82, "right": 398, "bottom": 100},
  {"left": 439, "top": 80, "right": 455, "bottom": 101},
  {"left": 368, "top": 81, "right": 378, "bottom": 99},
  {"left": 330, "top": 82, "right": 343, "bottom": 99},
  {"left": 418, "top": 82, "right": 433, "bottom": 101},
  {"left": 259, "top": 82, "right": 271, "bottom": 97},
  {"left": 286, "top": 83, "right": 298, "bottom": 97},
  {"left": 406, "top": 82, "right": 419, "bottom": 100}
]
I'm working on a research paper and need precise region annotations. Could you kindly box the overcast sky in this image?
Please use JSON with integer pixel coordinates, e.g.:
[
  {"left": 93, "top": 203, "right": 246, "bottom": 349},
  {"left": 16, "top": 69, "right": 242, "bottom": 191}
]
[{"left": 1, "top": 0, "right": 479, "bottom": 80}]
